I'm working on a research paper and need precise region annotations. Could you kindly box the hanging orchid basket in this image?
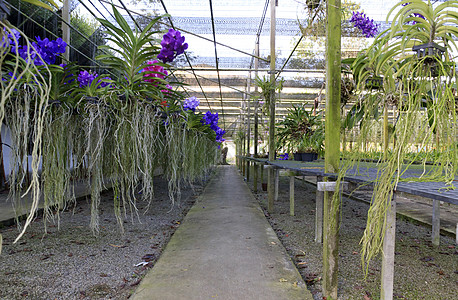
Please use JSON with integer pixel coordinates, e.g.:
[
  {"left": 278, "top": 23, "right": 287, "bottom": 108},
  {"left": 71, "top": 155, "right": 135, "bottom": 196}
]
[
  {"left": 365, "top": 76, "right": 383, "bottom": 90},
  {"left": 306, "top": 0, "right": 321, "bottom": 10},
  {"left": 84, "top": 96, "right": 102, "bottom": 105},
  {"left": 412, "top": 42, "right": 447, "bottom": 77},
  {"left": 412, "top": 42, "right": 446, "bottom": 62}
]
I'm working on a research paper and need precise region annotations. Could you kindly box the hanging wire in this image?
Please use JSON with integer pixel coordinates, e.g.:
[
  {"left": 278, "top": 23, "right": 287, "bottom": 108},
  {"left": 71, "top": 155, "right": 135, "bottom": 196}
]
[
  {"left": 177, "top": 69, "right": 251, "bottom": 97},
  {"left": 249, "top": 0, "right": 269, "bottom": 69},
  {"left": 97, "top": 0, "right": 276, "bottom": 119},
  {"left": 276, "top": 35, "right": 303, "bottom": 80},
  {"left": 155, "top": 0, "right": 214, "bottom": 112},
  {"left": 99, "top": 0, "right": 267, "bottom": 62},
  {"left": 87, "top": 0, "right": 116, "bottom": 21},
  {"left": 275, "top": 0, "right": 324, "bottom": 80},
  {"left": 208, "top": 0, "right": 226, "bottom": 130},
  {"left": 115, "top": 0, "right": 193, "bottom": 100}
]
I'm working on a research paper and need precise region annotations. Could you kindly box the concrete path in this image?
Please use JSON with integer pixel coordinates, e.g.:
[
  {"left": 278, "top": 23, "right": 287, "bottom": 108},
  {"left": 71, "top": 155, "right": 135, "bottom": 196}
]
[{"left": 132, "top": 165, "right": 312, "bottom": 300}]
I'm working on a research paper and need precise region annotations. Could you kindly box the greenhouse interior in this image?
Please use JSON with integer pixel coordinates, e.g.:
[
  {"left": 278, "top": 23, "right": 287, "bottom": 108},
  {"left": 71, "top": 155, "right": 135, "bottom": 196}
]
[{"left": 0, "top": 0, "right": 457, "bottom": 299}]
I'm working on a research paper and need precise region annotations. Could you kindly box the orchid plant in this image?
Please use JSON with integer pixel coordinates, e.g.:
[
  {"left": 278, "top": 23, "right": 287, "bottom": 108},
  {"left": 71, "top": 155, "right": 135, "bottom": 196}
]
[
  {"left": 339, "top": 0, "right": 458, "bottom": 274},
  {"left": 0, "top": 3, "right": 219, "bottom": 245}
]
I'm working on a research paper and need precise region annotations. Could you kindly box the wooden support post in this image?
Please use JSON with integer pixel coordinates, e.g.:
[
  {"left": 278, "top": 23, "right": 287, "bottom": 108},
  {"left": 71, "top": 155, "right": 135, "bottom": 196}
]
[
  {"left": 289, "top": 176, "right": 295, "bottom": 216},
  {"left": 242, "top": 153, "right": 245, "bottom": 176},
  {"left": 246, "top": 160, "right": 250, "bottom": 182},
  {"left": 267, "top": 166, "right": 275, "bottom": 213},
  {"left": 317, "top": 180, "right": 348, "bottom": 244},
  {"left": 253, "top": 162, "right": 258, "bottom": 193},
  {"left": 274, "top": 168, "right": 279, "bottom": 202},
  {"left": 267, "top": 0, "right": 276, "bottom": 214},
  {"left": 253, "top": 41, "right": 259, "bottom": 193},
  {"left": 323, "top": 189, "right": 339, "bottom": 299},
  {"left": 246, "top": 68, "right": 251, "bottom": 180},
  {"left": 315, "top": 176, "right": 324, "bottom": 243},
  {"left": 456, "top": 223, "right": 457, "bottom": 245},
  {"left": 432, "top": 200, "right": 440, "bottom": 246},
  {"left": 323, "top": 0, "right": 341, "bottom": 298},
  {"left": 381, "top": 194, "right": 396, "bottom": 300}
]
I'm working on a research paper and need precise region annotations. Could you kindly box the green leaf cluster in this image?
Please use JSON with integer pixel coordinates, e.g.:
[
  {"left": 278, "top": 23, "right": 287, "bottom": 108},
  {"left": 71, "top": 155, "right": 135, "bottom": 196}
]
[
  {"left": 96, "top": 5, "right": 167, "bottom": 101},
  {"left": 276, "top": 105, "right": 324, "bottom": 153}
]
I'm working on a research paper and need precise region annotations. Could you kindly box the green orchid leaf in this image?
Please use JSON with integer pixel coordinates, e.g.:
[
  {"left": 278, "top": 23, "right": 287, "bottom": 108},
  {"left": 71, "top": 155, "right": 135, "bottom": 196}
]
[{"left": 20, "top": 0, "right": 60, "bottom": 11}]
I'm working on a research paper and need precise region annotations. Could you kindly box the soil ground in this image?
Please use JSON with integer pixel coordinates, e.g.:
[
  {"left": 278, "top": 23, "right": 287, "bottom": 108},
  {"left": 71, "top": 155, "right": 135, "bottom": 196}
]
[
  {"left": 0, "top": 175, "right": 208, "bottom": 300},
  {"left": 247, "top": 175, "right": 458, "bottom": 300}
]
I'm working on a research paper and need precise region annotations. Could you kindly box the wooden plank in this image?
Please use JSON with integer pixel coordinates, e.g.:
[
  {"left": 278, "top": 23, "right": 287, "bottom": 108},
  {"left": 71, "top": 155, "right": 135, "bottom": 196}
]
[{"left": 279, "top": 170, "right": 300, "bottom": 177}]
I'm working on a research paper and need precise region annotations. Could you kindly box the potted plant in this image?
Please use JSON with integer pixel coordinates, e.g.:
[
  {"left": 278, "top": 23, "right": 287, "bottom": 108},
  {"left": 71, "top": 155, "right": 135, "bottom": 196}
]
[{"left": 276, "top": 105, "right": 324, "bottom": 161}]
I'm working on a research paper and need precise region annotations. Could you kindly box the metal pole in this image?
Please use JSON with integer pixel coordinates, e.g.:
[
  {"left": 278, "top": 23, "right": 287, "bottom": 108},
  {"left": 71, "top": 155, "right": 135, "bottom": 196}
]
[
  {"left": 246, "top": 68, "right": 252, "bottom": 182},
  {"left": 323, "top": 0, "right": 342, "bottom": 299},
  {"left": 253, "top": 41, "right": 260, "bottom": 192},
  {"left": 267, "top": 0, "right": 277, "bottom": 213},
  {"left": 62, "top": 0, "right": 70, "bottom": 61}
]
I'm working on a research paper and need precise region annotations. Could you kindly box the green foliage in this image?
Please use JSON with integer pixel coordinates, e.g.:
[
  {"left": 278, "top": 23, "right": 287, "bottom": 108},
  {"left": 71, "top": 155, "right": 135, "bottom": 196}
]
[
  {"left": 276, "top": 105, "right": 324, "bottom": 154},
  {"left": 96, "top": 5, "right": 165, "bottom": 101},
  {"left": 254, "top": 75, "right": 284, "bottom": 117},
  {"left": 0, "top": 11, "right": 218, "bottom": 244},
  {"left": 20, "top": 0, "right": 60, "bottom": 12},
  {"left": 340, "top": 0, "right": 458, "bottom": 275}
]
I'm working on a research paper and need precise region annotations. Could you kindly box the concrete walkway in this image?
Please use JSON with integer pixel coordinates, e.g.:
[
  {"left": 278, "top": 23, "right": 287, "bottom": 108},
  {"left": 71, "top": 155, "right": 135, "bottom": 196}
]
[{"left": 132, "top": 165, "right": 312, "bottom": 300}]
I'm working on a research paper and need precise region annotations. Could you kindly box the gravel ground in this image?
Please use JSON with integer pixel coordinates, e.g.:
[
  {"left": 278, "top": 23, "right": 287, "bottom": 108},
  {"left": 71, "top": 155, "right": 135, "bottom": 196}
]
[
  {"left": 0, "top": 175, "right": 209, "bottom": 299},
  {"left": 249, "top": 175, "right": 458, "bottom": 300}
]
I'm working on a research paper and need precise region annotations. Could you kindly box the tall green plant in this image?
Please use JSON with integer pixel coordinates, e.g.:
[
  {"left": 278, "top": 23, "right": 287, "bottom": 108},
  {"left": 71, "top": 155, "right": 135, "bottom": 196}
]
[
  {"left": 339, "top": 0, "right": 458, "bottom": 274},
  {"left": 96, "top": 5, "right": 165, "bottom": 102}
]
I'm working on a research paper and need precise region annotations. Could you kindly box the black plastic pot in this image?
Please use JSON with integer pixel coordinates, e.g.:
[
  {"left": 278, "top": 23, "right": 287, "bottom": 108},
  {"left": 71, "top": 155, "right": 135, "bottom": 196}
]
[
  {"left": 294, "top": 152, "right": 318, "bottom": 161},
  {"left": 301, "top": 152, "right": 318, "bottom": 162}
]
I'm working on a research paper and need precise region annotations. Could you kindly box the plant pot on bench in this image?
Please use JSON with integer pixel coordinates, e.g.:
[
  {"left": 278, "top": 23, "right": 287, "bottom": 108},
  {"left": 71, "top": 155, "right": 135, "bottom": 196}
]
[{"left": 294, "top": 152, "right": 318, "bottom": 161}]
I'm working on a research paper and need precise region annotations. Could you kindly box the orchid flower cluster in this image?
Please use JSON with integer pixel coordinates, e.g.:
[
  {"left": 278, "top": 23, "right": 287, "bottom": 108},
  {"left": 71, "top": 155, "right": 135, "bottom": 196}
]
[
  {"left": 157, "top": 29, "right": 188, "bottom": 63},
  {"left": 142, "top": 60, "right": 172, "bottom": 103},
  {"left": 350, "top": 12, "right": 378, "bottom": 38},
  {"left": 201, "top": 111, "right": 225, "bottom": 143},
  {"left": 77, "top": 70, "right": 111, "bottom": 88},
  {"left": 278, "top": 153, "right": 289, "bottom": 160},
  {"left": 21, "top": 37, "right": 66, "bottom": 66},
  {"left": 142, "top": 60, "right": 168, "bottom": 84},
  {"left": 1, "top": 28, "right": 20, "bottom": 51},
  {"left": 402, "top": 2, "right": 425, "bottom": 24},
  {"left": 2, "top": 28, "right": 67, "bottom": 65},
  {"left": 183, "top": 96, "right": 200, "bottom": 112}
]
